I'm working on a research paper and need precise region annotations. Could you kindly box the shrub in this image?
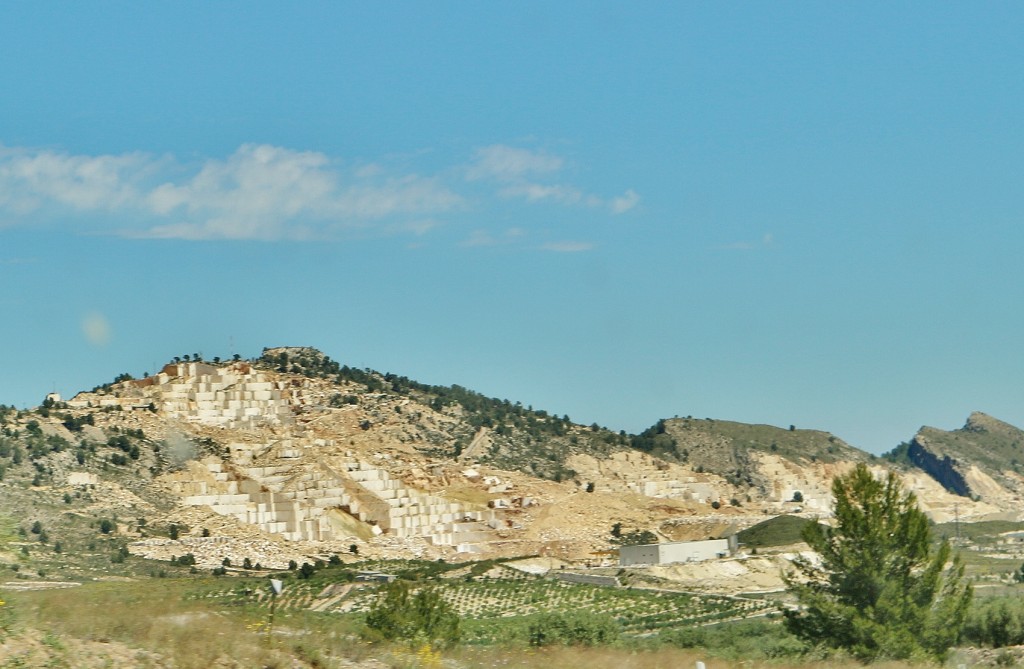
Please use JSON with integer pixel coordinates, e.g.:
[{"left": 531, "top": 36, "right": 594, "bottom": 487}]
[
  {"left": 527, "top": 611, "right": 619, "bottom": 647},
  {"left": 662, "top": 619, "right": 803, "bottom": 660},
  {"left": 363, "top": 581, "right": 460, "bottom": 648},
  {"left": 963, "top": 597, "right": 1024, "bottom": 647}
]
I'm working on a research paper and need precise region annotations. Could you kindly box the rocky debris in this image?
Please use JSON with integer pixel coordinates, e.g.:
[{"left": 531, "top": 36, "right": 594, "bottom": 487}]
[
  {"left": 0, "top": 630, "right": 172, "bottom": 669},
  {"left": 643, "top": 555, "right": 792, "bottom": 594},
  {"left": 129, "top": 536, "right": 310, "bottom": 570},
  {"left": 0, "top": 581, "right": 82, "bottom": 591}
]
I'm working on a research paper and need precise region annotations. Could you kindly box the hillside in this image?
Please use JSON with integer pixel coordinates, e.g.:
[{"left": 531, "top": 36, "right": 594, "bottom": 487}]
[
  {"left": 0, "top": 345, "right": 1017, "bottom": 579},
  {"left": 623, "top": 416, "right": 867, "bottom": 509},
  {"left": 0, "top": 348, "right": 772, "bottom": 573},
  {"left": 255, "top": 346, "right": 630, "bottom": 480}
]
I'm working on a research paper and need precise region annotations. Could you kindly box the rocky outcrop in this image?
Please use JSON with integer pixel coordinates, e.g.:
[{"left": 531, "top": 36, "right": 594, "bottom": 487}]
[{"left": 906, "top": 437, "right": 970, "bottom": 497}]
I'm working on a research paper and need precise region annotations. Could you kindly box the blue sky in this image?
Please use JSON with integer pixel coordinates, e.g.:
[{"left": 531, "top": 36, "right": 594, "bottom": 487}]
[{"left": 2, "top": 3, "right": 1023, "bottom": 453}]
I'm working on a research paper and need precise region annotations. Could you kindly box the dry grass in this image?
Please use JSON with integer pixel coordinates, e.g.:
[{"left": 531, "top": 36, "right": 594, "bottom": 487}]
[
  {"left": 446, "top": 645, "right": 927, "bottom": 669},
  {"left": 2, "top": 580, "right": 317, "bottom": 668},
  {"left": 0, "top": 578, "right": 985, "bottom": 669}
]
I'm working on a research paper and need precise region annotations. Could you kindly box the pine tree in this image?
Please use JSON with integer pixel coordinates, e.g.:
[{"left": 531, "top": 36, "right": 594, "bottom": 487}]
[{"left": 785, "top": 463, "right": 971, "bottom": 662}]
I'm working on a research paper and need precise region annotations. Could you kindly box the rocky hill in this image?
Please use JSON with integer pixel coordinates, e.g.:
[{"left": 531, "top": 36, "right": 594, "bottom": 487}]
[
  {"left": 885, "top": 412, "right": 1024, "bottom": 512},
  {"left": 637, "top": 416, "right": 866, "bottom": 499},
  {"left": 0, "top": 346, "right": 1018, "bottom": 575}
]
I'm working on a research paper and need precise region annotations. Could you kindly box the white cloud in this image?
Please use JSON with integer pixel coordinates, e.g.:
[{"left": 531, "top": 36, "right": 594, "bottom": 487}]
[
  {"left": 0, "top": 143, "right": 462, "bottom": 241},
  {"left": 0, "top": 144, "right": 152, "bottom": 214},
  {"left": 0, "top": 141, "right": 637, "bottom": 242},
  {"left": 610, "top": 189, "right": 640, "bottom": 214},
  {"left": 468, "top": 144, "right": 639, "bottom": 215},
  {"left": 467, "top": 145, "right": 563, "bottom": 181},
  {"left": 498, "top": 182, "right": 583, "bottom": 204},
  {"left": 541, "top": 241, "right": 594, "bottom": 252},
  {"left": 141, "top": 145, "right": 462, "bottom": 240}
]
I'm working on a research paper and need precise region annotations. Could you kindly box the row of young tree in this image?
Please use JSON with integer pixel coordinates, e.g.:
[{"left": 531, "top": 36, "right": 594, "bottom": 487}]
[{"left": 361, "top": 463, "right": 978, "bottom": 663}]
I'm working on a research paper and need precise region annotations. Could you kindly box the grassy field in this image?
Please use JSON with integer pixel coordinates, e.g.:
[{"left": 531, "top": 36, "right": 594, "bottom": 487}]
[
  {"left": 934, "top": 520, "right": 1024, "bottom": 543},
  {"left": 193, "top": 562, "right": 778, "bottom": 643},
  {"left": 0, "top": 558, "right": 1017, "bottom": 668},
  {"left": 736, "top": 514, "right": 814, "bottom": 548},
  {"left": 0, "top": 576, "right": 899, "bottom": 669},
  {"left": 1, "top": 527, "right": 1023, "bottom": 668}
]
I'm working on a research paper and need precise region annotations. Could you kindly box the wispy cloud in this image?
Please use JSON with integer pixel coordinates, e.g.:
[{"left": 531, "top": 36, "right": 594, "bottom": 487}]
[
  {"left": 499, "top": 182, "right": 584, "bottom": 205},
  {"left": 459, "top": 227, "right": 526, "bottom": 248},
  {"left": 540, "top": 241, "right": 594, "bottom": 252},
  {"left": 717, "top": 233, "right": 775, "bottom": 251},
  {"left": 467, "top": 144, "right": 639, "bottom": 214},
  {"left": 0, "top": 145, "right": 154, "bottom": 214},
  {"left": 0, "top": 143, "right": 461, "bottom": 241},
  {"left": 610, "top": 189, "right": 640, "bottom": 214},
  {"left": 466, "top": 145, "right": 563, "bottom": 181},
  {"left": 0, "top": 142, "right": 637, "bottom": 241}
]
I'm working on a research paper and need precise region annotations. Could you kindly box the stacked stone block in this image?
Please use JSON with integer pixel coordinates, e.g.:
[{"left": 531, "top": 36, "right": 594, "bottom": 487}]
[{"left": 172, "top": 448, "right": 503, "bottom": 550}]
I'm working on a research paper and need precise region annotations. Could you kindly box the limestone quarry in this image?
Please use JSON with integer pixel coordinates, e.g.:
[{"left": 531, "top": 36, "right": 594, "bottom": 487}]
[{"left": 6, "top": 347, "right": 1024, "bottom": 581}]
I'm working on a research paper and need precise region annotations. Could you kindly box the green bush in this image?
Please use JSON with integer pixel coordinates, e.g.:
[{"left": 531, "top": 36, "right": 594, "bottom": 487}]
[
  {"left": 964, "top": 598, "right": 1024, "bottom": 648},
  {"left": 661, "top": 619, "right": 804, "bottom": 660},
  {"left": 527, "top": 611, "right": 619, "bottom": 647},
  {"left": 362, "top": 581, "right": 460, "bottom": 648}
]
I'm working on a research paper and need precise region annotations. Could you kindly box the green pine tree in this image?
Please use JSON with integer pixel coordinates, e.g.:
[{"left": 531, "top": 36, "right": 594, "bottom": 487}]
[{"left": 785, "top": 463, "right": 971, "bottom": 662}]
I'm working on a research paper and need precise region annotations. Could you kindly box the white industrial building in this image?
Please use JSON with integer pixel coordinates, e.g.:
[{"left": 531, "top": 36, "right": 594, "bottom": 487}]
[{"left": 618, "top": 535, "right": 738, "bottom": 566}]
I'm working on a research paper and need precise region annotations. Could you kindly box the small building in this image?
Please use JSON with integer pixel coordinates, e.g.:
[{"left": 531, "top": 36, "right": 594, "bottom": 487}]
[
  {"left": 355, "top": 571, "right": 396, "bottom": 583},
  {"left": 618, "top": 535, "right": 738, "bottom": 567}
]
